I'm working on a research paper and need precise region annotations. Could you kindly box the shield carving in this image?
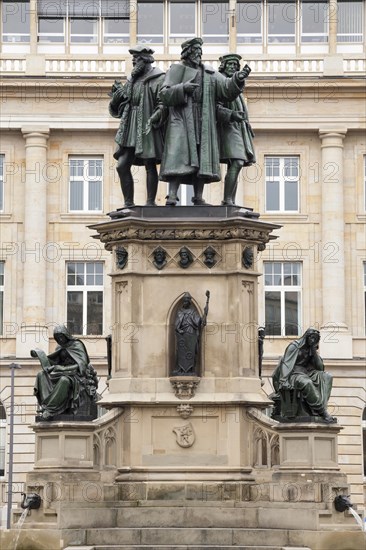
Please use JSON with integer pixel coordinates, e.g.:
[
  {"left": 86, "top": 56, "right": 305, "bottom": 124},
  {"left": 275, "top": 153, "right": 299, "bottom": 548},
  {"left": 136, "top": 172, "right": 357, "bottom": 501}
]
[{"left": 173, "top": 422, "right": 195, "bottom": 448}]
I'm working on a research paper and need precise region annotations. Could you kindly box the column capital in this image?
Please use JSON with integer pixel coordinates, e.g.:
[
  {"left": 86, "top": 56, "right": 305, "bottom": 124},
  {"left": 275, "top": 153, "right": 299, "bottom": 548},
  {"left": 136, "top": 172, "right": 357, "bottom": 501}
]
[
  {"left": 318, "top": 129, "right": 347, "bottom": 148},
  {"left": 21, "top": 127, "right": 50, "bottom": 149}
]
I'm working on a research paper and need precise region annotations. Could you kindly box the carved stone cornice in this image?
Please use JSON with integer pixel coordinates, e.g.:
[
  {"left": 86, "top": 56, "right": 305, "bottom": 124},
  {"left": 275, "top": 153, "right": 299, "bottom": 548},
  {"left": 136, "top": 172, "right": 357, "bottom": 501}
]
[{"left": 90, "top": 216, "right": 280, "bottom": 252}]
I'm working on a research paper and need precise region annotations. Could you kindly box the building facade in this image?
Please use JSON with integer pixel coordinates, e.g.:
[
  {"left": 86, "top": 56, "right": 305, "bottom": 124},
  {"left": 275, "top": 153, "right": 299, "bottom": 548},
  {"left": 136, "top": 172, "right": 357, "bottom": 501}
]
[{"left": 0, "top": 0, "right": 365, "bottom": 523}]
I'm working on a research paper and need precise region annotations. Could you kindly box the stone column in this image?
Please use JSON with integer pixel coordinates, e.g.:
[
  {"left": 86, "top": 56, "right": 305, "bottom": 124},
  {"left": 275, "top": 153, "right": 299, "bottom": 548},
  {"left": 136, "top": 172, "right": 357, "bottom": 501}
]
[
  {"left": 16, "top": 128, "right": 50, "bottom": 357},
  {"left": 318, "top": 129, "right": 351, "bottom": 358}
]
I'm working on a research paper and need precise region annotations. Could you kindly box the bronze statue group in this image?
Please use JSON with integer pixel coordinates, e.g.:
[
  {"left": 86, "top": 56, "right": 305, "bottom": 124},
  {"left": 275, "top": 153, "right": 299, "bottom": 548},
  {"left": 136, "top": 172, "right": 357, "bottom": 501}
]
[
  {"left": 31, "top": 40, "right": 336, "bottom": 424},
  {"left": 109, "top": 38, "right": 256, "bottom": 208}
]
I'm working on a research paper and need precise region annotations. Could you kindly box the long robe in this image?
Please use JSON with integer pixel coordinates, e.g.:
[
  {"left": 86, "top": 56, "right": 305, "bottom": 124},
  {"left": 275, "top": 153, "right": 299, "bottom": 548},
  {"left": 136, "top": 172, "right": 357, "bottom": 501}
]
[
  {"left": 174, "top": 307, "right": 202, "bottom": 375},
  {"left": 159, "top": 63, "right": 244, "bottom": 183},
  {"left": 109, "top": 67, "right": 165, "bottom": 165},
  {"left": 217, "top": 95, "right": 256, "bottom": 165}
]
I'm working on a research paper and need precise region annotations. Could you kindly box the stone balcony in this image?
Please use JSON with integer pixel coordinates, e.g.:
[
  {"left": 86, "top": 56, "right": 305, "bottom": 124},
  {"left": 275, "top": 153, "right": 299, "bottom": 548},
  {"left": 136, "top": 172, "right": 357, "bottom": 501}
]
[{"left": 0, "top": 53, "right": 365, "bottom": 79}]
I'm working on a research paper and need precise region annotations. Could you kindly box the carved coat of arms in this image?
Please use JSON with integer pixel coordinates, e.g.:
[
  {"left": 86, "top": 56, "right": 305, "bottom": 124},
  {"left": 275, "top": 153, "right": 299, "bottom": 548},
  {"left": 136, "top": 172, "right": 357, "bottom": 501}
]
[{"left": 172, "top": 422, "right": 195, "bottom": 448}]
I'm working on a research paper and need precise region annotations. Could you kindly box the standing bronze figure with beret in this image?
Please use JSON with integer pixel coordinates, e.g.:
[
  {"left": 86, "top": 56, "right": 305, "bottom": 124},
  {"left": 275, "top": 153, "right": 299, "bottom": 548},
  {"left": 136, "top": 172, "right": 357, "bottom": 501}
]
[
  {"left": 159, "top": 38, "right": 250, "bottom": 206},
  {"left": 217, "top": 53, "right": 256, "bottom": 206},
  {"left": 109, "top": 45, "right": 166, "bottom": 207}
]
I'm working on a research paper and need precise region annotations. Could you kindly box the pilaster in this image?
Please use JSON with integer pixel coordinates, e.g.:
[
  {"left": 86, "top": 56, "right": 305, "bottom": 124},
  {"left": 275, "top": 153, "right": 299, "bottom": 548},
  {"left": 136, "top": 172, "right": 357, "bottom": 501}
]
[
  {"left": 318, "top": 129, "right": 352, "bottom": 359},
  {"left": 16, "top": 128, "right": 50, "bottom": 357}
]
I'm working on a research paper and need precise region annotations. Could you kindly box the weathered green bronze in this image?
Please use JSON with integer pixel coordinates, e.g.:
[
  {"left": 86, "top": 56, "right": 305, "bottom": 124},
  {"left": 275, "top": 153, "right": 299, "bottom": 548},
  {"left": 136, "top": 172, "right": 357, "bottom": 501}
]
[
  {"left": 159, "top": 37, "right": 250, "bottom": 206},
  {"left": 217, "top": 53, "right": 256, "bottom": 206},
  {"left": 272, "top": 328, "right": 336, "bottom": 423},
  {"left": 109, "top": 45, "right": 166, "bottom": 207},
  {"left": 172, "top": 291, "right": 210, "bottom": 376},
  {"left": 32, "top": 325, "right": 98, "bottom": 420}
]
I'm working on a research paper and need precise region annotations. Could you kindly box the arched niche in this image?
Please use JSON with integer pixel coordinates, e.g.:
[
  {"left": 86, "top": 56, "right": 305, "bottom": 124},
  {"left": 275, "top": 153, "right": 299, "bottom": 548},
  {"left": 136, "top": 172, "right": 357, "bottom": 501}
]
[{"left": 166, "top": 293, "right": 204, "bottom": 378}]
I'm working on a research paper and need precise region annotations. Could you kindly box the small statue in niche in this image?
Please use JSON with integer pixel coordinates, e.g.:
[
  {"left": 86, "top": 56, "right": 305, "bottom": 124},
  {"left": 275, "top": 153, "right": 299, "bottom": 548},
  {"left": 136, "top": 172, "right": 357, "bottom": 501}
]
[
  {"left": 153, "top": 246, "right": 167, "bottom": 270},
  {"left": 271, "top": 328, "right": 336, "bottom": 423},
  {"left": 242, "top": 246, "right": 254, "bottom": 269},
  {"left": 116, "top": 246, "right": 128, "bottom": 269},
  {"left": 178, "top": 246, "right": 193, "bottom": 269},
  {"left": 32, "top": 325, "right": 99, "bottom": 421},
  {"left": 172, "top": 291, "right": 210, "bottom": 376},
  {"left": 203, "top": 246, "right": 217, "bottom": 268}
]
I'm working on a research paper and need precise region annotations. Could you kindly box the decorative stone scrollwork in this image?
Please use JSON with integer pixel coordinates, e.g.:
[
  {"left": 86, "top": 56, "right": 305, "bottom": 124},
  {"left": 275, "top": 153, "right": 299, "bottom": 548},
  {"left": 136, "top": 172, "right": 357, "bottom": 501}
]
[
  {"left": 177, "top": 403, "right": 194, "bottom": 419},
  {"left": 170, "top": 377, "right": 200, "bottom": 400},
  {"left": 98, "top": 226, "right": 273, "bottom": 250}
]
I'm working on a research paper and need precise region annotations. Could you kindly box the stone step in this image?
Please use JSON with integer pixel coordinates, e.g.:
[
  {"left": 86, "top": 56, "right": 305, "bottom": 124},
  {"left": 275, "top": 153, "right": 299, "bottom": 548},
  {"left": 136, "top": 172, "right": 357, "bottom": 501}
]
[
  {"left": 89, "top": 546, "right": 288, "bottom": 550},
  {"left": 63, "top": 527, "right": 291, "bottom": 548},
  {"left": 65, "top": 546, "right": 292, "bottom": 550}
]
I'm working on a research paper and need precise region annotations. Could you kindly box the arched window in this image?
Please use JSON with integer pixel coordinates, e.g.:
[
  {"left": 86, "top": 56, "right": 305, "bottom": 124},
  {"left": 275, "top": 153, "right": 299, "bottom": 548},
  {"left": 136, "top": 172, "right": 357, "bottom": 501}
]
[
  {"left": 362, "top": 407, "right": 366, "bottom": 478},
  {"left": 0, "top": 402, "right": 6, "bottom": 477}
]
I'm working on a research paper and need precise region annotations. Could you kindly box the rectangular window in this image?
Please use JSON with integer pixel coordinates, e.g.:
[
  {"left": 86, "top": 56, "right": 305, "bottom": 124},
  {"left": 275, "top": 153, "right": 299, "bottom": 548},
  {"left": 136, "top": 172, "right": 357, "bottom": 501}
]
[
  {"left": 236, "top": 0, "right": 262, "bottom": 44},
  {"left": 137, "top": 2, "right": 164, "bottom": 44},
  {"left": 264, "top": 261, "right": 302, "bottom": 336},
  {"left": 301, "top": 0, "right": 328, "bottom": 43},
  {"left": 0, "top": 262, "right": 4, "bottom": 336},
  {"left": 0, "top": 155, "right": 4, "bottom": 212},
  {"left": 202, "top": 0, "right": 229, "bottom": 43},
  {"left": 2, "top": 0, "right": 30, "bottom": 42},
  {"left": 104, "top": 18, "right": 129, "bottom": 43},
  {"left": 70, "top": 18, "right": 98, "bottom": 43},
  {"left": 37, "top": 0, "right": 130, "bottom": 45},
  {"left": 37, "top": 0, "right": 65, "bottom": 42},
  {"left": 69, "top": 158, "right": 103, "bottom": 212},
  {"left": 169, "top": 0, "right": 196, "bottom": 43},
  {"left": 66, "top": 262, "right": 104, "bottom": 335},
  {"left": 265, "top": 156, "right": 299, "bottom": 213},
  {"left": 337, "top": 0, "right": 363, "bottom": 43},
  {"left": 267, "top": 0, "right": 296, "bottom": 43}
]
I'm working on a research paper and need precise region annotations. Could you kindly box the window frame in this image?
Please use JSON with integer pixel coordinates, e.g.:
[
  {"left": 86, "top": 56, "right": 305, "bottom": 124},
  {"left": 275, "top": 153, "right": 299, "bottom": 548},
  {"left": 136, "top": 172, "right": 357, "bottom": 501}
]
[
  {"left": 66, "top": 261, "right": 104, "bottom": 336},
  {"left": 68, "top": 157, "right": 103, "bottom": 213},
  {"left": 300, "top": 0, "right": 329, "bottom": 44},
  {"left": 2, "top": 0, "right": 31, "bottom": 43},
  {"left": 337, "top": 0, "right": 364, "bottom": 44},
  {"left": 265, "top": 156, "right": 300, "bottom": 213},
  {"left": 264, "top": 261, "right": 302, "bottom": 337},
  {"left": 36, "top": 0, "right": 130, "bottom": 45},
  {"left": 236, "top": 0, "right": 263, "bottom": 45},
  {"left": 168, "top": 0, "right": 197, "bottom": 44}
]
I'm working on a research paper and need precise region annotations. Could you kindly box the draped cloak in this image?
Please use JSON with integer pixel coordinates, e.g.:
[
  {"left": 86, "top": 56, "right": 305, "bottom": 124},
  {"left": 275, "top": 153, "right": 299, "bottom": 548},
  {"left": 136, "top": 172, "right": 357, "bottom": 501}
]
[
  {"left": 272, "top": 329, "right": 333, "bottom": 414},
  {"left": 159, "top": 63, "right": 244, "bottom": 183},
  {"left": 216, "top": 95, "right": 256, "bottom": 165},
  {"left": 109, "top": 67, "right": 165, "bottom": 165},
  {"left": 33, "top": 326, "right": 91, "bottom": 417}
]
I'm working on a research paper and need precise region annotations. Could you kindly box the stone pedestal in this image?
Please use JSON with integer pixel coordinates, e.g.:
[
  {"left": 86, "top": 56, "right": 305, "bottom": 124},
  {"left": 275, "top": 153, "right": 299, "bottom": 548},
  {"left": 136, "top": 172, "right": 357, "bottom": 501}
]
[
  {"left": 89, "top": 206, "right": 279, "bottom": 492},
  {"left": 33, "top": 421, "right": 95, "bottom": 470},
  {"left": 276, "top": 422, "right": 341, "bottom": 471}
]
